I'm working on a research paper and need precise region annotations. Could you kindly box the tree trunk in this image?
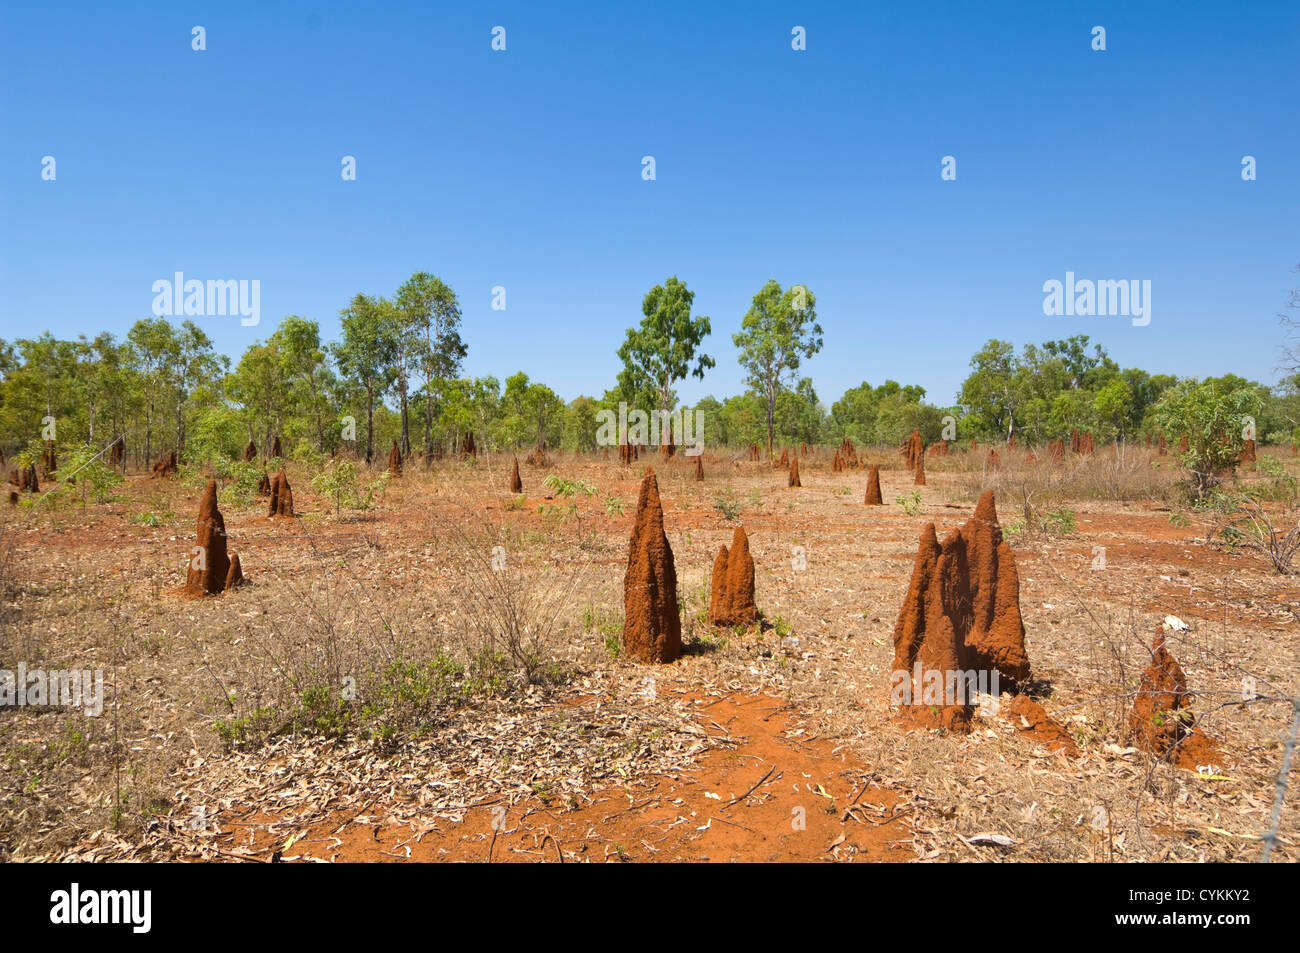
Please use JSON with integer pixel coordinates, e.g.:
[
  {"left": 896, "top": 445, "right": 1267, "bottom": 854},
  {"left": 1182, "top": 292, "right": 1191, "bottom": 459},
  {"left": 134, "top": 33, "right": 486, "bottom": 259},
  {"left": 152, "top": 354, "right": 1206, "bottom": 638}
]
[{"left": 365, "top": 383, "right": 375, "bottom": 463}]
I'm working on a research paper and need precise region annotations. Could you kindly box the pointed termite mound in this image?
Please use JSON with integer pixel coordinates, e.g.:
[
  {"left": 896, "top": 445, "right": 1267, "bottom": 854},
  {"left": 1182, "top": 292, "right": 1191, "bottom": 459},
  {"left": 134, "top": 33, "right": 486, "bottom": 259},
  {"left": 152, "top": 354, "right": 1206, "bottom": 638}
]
[
  {"left": 914, "top": 451, "right": 926, "bottom": 486},
  {"left": 41, "top": 441, "right": 57, "bottom": 478},
  {"left": 904, "top": 429, "right": 924, "bottom": 471},
  {"left": 890, "top": 491, "right": 1031, "bottom": 731},
  {"left": 1177, "top": 435, "right": 1188, "bottom": 454},
  {"left": 184, "top": 480, "right": 237, "bottom": 596},
  {"left": 509, "top": 456, "right": 523, "bottom": 493},
  {"left": 693, "top": 455, "right": 704, "bottom": 481},
  {"left": 788, "top": 456, "right": 801, "bottom": 487},
  {"left": 832, "top": 450, "right": 843, "bottom": 472},
  {"left": 109, "top": 437, "right": 125, "bottom": 468},
  {"left": 891, "top": 524, "right": 973, "bottom": 731},
  {"left": 1158, "top": 434, "right": 1168, "bottom": 455},
  {"left": 708, "top": 526, "right": 758, "bottom": 628},
  {"left": 268, "top": 470, "right": 295, "bottom": 517},
  {"left": 987, "top": 449, "right": 1000, "bottom": 470},
  {"left": 621, "top": 469, "right": 681, "bottom": 663},
  {"left": 225, "top": 553, "right": 244, "bottom": 590},
  {"left": 271, "top": 435, "right": 283, "bottom": 457},
  {"left": 257, "top": 469, "right": 271, "bottom": 497},
  {"left": 388, "top": 441, "right": 402, "bottom": 476},
  {"left": 243, "top": 440, "right": 257, "bottom": 462},
  {"left": 864, "top": 465, "right": 883, "bottom": 505},
  {"left": 1126, "top": 631, "right": 1220, "bottom": 766},
  {"left": 777, "top": 449, "right": 789, "bottom": 470}
]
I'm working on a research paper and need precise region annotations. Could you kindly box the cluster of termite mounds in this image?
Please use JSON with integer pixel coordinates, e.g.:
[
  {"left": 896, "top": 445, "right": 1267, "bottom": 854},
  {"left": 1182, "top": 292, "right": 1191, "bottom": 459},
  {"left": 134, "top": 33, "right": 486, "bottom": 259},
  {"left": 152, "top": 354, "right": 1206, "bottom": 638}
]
[
  {"left": 891, "top": 491, "right": 1031, "bottom": 732},
  {"left": 621, "top": 469, "right": 759, "bottom": 664},
  {"left": 268, "top": 470, "right": 294, "bottom": 517},
  {"left": 709, "top": 527, "right": 758, "bottom": 628},
  {"left": 183, "top": 480, "right": 244, "bottom": 596},
  {"left": 151, "top": 451, "right": 178, "bottom": 478},
  {"left": 618, "top": 438, "right": 639, "bottom": 465}
]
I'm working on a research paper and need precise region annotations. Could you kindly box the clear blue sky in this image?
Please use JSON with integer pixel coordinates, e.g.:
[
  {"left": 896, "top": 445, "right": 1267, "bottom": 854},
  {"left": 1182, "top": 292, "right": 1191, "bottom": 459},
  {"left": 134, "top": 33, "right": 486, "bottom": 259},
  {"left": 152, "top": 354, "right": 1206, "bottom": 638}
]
[{"left": 2, "top": 1, "right": 1296, "bottom": 409}]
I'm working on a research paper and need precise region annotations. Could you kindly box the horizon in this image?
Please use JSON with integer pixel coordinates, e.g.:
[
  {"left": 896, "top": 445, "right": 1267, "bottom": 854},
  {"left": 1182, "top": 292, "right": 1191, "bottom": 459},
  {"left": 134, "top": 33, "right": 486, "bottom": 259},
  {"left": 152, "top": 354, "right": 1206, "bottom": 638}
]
[{"left": 2, "top": 1, "right": 1297, "bottom": 407}]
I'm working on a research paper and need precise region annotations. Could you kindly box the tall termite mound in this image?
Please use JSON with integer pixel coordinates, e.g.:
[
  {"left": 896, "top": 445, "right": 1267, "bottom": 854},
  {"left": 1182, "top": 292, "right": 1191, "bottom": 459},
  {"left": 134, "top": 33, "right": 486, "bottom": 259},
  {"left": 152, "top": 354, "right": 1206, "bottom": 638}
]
[
  {"left": 257, "top": 469, "right": 272, "bottom": 496},
  {"left": 693, "top": 455, "right": 704, "bottom": 481},
  {"left": 708, "top": 526, "right": 758, "bottom": 627},
  {"left": 987, "top": 449, "right": 1000, "bottom": 470},
  {"left": 509, "top": 456, "right": 523, "bottom": 493},
  {"left": 621, "top": 470, "right": 681, "bottom": 663},
  {"left": 268, "top": 470, "right": 295, "bottom": 517},
  {"left": 184, "top": 480, "right": 243, "bottom": 596},
  {"left": 271, "top": 435, "right": 283, "bottom": 457},
  {"left": 243, "top": 440, "right": 257, "bottom": 462},
  {"left": 1158, "top": 434, "right": 1168, "bottom": 455},
  {"left": 777, "top": 449, "right": 789, "bottom": 470},
  {"left": 388, "top": 441, "right": 402, "bottom": 476},
  {"left": 109, "top": 436, "right": 126, "bottom": 467},
  {"left": 864, "top": 465, "right": 883, "bottom": 505},
  {"left": 788, "top": 456, "right": 801, "bottom": 487},
  {"left": 890, "top": 491, "right": 1030, "bottom": 730},
  {"left": 904, "top": 429, "right": 924, "bottom": 471},
  {"left": 913, "top": 449, "right": 926, "bottom": 486}
]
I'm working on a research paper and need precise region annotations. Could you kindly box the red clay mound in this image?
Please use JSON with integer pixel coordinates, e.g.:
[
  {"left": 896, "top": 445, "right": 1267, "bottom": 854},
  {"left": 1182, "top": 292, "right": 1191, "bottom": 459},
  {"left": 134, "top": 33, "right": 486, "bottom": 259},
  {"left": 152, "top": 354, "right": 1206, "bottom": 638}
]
[
  {"left": 268, "top": 471, "right": 295, "bottom": 517},
  {"left": 890, "top": 491, "right": 1031, "bottom": 731},
  {"left": 788, "top": 457, "right": 801, "bottom": 487},
  {"left": 987, "top": 449, "right": 1000, "bottom": 470},
  {"left": 1127, "top": 632, "right": 1222, "bottom": 768},
  {"left": 460, "top": 432, "right": 477, "bottom": 459},
  {"left": 509, "top": 457, "right": 523, "bottom": 493},
  {"left": 832, "top": 450, "right": 843, "bottom": 473},
  {"left": 913, "top": 451, "right": 926, "bottom": 486},
  {"left": 1145, "top": 433, "right": 1152, "bottom": 449},
  {"left": 693, "top": 455, "right": 704, "bottom": 481},
  {"left": 1047, "top": 439, "right": 1064, "bottom": 462},
  {"left": 243, "top": 440, "right": 257, "bottom": 462},
  {"left": 184, "top": 480, "right": 238, "bottom": 596},
  {"left": 708, "top": 526, "right": 759, "bottom": 628},
  {"left": 865, "top": 465, "right": 883, "bottom": 505},
  {"left": 225, "top": 553, "right": 245, "bottom": 590},
  {"left": 271, "top": 436, "right": 283, "bottom": 457},
  {"left": 777, "top": 449, "right": 789, "bottom": 470},
  {"left": 931, "top": 440, "right": 948, "bottom": 457},
  {"left": 388, "top": 441, "right": 402, "bottom": 476},
  {"left": 621, "top": 470, "right": 681, "bottom": 664},
  {"left": 904, "top": 429, "right": 923, "bottom": 471},
  {"left": 257, "top": 470, "right": 271, "bottom": 497},
  {"left": 1158, "top": 434, "right": 1168, "bottom": 455},
  {"left": 151, "top": 451, "right": 178, "bottom": 478},
  {"left": 526, "top": 442, "right": 550, "bottom": 467},
  {"left": 1001, "top": 695, "right": 1077, "bottom": 755},
  {"left": 1177, "top": 435, "right": 1188, "bottom": 454}
]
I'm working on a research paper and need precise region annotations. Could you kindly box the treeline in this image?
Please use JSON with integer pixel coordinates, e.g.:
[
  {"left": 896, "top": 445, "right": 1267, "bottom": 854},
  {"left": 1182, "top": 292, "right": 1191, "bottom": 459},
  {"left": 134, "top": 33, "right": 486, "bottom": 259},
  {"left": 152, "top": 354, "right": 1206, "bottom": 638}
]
[{"left": 1, "top": 271, "right": 1296, "bottom": 467}]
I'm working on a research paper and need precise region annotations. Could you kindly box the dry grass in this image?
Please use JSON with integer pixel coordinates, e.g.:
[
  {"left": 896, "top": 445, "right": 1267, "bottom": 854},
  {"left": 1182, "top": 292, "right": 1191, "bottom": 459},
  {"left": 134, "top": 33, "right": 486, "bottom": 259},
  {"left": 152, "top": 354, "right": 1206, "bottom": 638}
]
[{"left": 1, "top": 444, "right": 1297, "bottom": 861}]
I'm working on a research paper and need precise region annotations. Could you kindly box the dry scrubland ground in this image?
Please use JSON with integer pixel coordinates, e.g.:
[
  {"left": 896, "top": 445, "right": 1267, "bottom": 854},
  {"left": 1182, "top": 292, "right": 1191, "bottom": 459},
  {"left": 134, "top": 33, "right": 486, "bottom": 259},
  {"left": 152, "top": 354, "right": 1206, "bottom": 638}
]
[{"left": 1, "top": 446, "right": 1297, "bottom": 862}]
